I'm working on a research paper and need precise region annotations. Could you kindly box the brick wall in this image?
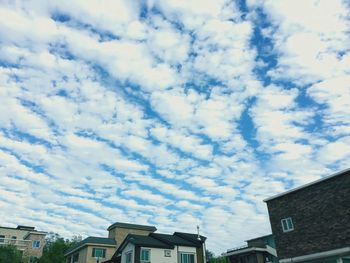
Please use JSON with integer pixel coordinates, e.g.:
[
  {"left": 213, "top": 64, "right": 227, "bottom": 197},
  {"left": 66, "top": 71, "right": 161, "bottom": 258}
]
[
  {"left": 266, "top": 170, "right": 350, "bottom": 259},
  {"left": 23, "top": 233, "right": 46, "bottom": 259}
]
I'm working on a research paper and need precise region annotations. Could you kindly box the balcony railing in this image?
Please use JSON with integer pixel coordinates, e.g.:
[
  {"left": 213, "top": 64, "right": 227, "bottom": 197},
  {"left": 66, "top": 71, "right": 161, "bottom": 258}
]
[
  {"left": 0, "top": 238, "right": 31, "bottom": 250},
  {"left": 226, "top": 244, "right": 249, "bottom": 253}
]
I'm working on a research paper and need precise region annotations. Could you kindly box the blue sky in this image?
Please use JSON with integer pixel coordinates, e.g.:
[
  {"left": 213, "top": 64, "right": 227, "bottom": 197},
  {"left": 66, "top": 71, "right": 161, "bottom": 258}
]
[{"left": 0, "top": 0, "right": 349, "bottom": 254}]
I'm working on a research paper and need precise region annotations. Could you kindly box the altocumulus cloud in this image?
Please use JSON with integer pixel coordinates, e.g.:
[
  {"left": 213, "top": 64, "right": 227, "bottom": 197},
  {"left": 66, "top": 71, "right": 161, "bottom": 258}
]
[{"left": 0, "top": 0, "right": 349, "bottom": 254}]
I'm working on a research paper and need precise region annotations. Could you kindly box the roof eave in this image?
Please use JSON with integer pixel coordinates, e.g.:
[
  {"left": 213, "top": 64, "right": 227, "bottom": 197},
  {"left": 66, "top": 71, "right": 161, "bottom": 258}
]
[
  {"left": 65, "top": 242, "right": 116, "bottom": 256},
  {"left": 264, "top": 168, "right": 350, "bottom": 202}
]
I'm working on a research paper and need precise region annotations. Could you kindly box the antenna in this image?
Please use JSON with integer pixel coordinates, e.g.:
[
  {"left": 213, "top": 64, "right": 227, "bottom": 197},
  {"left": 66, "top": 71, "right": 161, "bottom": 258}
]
[{"left": 197, "top": 225, "right": 201, "bottom": 240}]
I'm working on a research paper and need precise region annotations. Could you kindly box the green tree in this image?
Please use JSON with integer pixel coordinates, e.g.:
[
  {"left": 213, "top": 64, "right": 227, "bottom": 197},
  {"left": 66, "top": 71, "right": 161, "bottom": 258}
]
[
  {"left": 210, "top": 257, "right": 227, "bottom": 263},
  {"left": 0, "top": 245, "right": 23, "bottom": 263},
  {"left": 206, "top": 250, "right": 227, "bottom": 263},
  {"left": 37, "top": 233, "right": 73, "bottom": 263}
]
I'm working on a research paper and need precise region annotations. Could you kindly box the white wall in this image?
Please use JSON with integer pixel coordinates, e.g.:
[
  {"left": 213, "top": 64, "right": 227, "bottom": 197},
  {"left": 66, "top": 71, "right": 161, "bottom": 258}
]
[
  {"left": 140, "top": 246, "right": 197, "bottom": 263},
  {"left": 178, "top": 246, "right": 196, "bottom": 253},
  {"left": 121, "top": 243, "right": 134, "bottom": 263},
  {"left": 120, "top": 243, "right": 198, "bottom": 263},
  {"left": 141, "top": 246, "right": 177, "bottom": 263}
]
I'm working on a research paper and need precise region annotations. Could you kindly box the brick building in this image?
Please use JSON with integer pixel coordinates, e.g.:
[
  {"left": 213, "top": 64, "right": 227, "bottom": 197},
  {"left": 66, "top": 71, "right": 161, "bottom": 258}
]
[{"left": 264, "top": 168, "right": 350, "bottom": 263}]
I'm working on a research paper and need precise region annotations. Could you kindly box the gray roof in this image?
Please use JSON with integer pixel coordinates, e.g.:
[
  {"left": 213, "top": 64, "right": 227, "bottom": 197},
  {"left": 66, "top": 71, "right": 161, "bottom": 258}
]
[
  {"left": 107, "top": 222, "right": 157, "bottom": 232},
  {"left": 150, "top": 233, "right": 196, "bottom": 246},
  {"left": 264, "top": 168, "right": 350, "bottom": 202},
  {"left": 245, "top": 234, "right": 273, "bottom": 242},
  {"left": 65, "top": 236, "right": 116, "bottom": 255},
  {"left": 127, "top": 234, "right": 174, "bottom": 249}
]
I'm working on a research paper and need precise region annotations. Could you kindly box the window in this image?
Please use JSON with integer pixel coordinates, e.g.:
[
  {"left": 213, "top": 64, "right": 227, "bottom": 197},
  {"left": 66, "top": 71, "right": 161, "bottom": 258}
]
[
  {"left": 180, "top": 253, "right": 195, "bottom": 263},
  {"left": 164, "top": 250, "right": 171, "bottom": 257},
  {"left": 125, "top": 251, "right": 132, "bottom": 263},
  {"left": 32, "top": 240, "right": 41, "bottom": 248},
  {"left": 141, "top": 249, "right": 150, "bottom": 262},
  {"left": 73, "top": 253, "right": 79, "bottom": 263},
  {"left": 92, "top": 248, "right": 106, "bottom": 258},
  {"left": 0, "top": 235, "right": 5, "bottom": 243},
  {"left": 281, "top": 217, "right": 294, "bottom": 232}
]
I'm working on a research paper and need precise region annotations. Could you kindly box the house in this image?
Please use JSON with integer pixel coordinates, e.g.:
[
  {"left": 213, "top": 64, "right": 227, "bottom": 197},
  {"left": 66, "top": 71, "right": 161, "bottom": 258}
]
[
  {"left": 65, "top": 222, "right": 157, "bottom": 263},
  {"left": 104, "top": 231, "right": 207, "bottom": 263},
  {"left": 264, "top": 168, "right": 350, "bottom": 263},
  {"left": 0, "top": 225, "right": 47, "bottom": 262},
  {"left": 65, "top": 236, "right": 117, "bottom": 263},
  {"left": 223, "top": 234, "right": 278, "bottom": 263}
]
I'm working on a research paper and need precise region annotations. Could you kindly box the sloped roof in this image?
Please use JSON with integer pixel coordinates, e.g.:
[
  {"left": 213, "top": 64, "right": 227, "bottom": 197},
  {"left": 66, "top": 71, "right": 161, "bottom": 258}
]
[
  {"left": 150, "top": 233, "right": 196, "bottom": 247},
  {"left": 127, "top": 234, "right": 174, "bottom": 249},
  {"left": 174, "top": 232, "right": 207, "bottom": 245},
  {"left": 65, "top": 236, "right": 116, "bottom": 255},
  {"left": 264, "top": 168, "right": 350, "bottom": 202},
  {"left": 113, "top": 232, "right": 206, "bottom": 259}
]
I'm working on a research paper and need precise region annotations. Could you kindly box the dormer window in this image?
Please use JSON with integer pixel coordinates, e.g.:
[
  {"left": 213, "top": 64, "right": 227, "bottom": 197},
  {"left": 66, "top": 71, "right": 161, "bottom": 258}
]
[{"left": 281, "top": 217, "right": 294, "bottom": 232}]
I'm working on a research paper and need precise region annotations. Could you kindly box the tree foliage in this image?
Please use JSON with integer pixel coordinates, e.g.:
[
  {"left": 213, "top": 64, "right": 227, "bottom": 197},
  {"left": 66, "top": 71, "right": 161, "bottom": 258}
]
[
  {"left": 0, "top": 245, "right": 23, "bottom": 263},
  {"left": 210, "top": 257, "right": 227, "bottom": 263},
  {"left": 206, "top": 249, "right": 227, "bottom": 263},
  {"left": 37, "top": 233, "right": 76, "bottom": 263}
]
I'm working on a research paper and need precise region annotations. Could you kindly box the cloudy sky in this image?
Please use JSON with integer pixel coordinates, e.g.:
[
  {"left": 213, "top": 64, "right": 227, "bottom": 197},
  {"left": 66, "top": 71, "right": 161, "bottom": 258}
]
[{"left": 0, "top": 0, "right": 349, "bottom": 254}]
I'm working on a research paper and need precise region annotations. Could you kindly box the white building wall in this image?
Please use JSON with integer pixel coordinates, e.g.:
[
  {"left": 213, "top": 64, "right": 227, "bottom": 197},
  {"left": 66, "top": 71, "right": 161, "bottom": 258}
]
[
  {"left": 140, "top": 246, "right": 197, "bottom": 263},
  {"left": 120, "top": 244, "right": 198, "bottom": 263},
  {"left": 142, "top": 246, "right": 177, "bottom": 263},
  {"left": 121, "top": 243, "right": 135, "bottom": 263},
  {"left": 178, "top": 246, "right": 197, "bottom": 253}
]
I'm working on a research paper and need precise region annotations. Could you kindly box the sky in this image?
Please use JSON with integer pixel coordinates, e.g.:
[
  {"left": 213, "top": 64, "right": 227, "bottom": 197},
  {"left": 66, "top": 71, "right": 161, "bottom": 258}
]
[{"left": 0, "top": 0, "right": 349, "bottom": 255}]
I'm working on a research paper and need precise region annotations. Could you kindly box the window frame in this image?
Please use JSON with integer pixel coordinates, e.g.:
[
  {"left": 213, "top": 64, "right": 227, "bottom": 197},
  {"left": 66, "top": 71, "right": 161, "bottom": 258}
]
[
  {"left": 180, "top": 252, "right": 196, "bottom": 263},
  {"left": 32, "top": 240, "right": 41, "bottom": 249},
  {"left": 125, "top": 251, "right": 133, "bottom": 263},
  {"left": 92, "top": 248, "right": 106, "bottom": 258},
  {"left": 72, "top": 253, "right": 79, "bottom": 263},
  {"left": 140, "top": 248, "right": 151, "bottom": 262},
  {"left": 281, "top": 217, "right": 294, "bottom": 232}
]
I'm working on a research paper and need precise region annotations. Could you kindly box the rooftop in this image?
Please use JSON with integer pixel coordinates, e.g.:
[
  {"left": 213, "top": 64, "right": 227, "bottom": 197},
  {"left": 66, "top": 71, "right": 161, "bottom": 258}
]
[
  {"left": 65, "top": 236, "right": 116, "bottom": 256},
  {"left": 114, "top": 232, "right": 206, "bottom": 259},
  {"left": 107, "top": 222, "right": 157, "bottom": 232},
  {"left": 0, "top": 225, "right": 47, "bottom": 234},
  {"left": 264, "top": 168, "right": 350, "bottom": 202}
]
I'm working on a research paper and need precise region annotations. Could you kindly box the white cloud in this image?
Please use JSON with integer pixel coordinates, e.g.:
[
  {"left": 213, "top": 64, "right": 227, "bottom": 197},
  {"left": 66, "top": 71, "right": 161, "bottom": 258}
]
[{"left": 0, "top": 0, "right": 349, "bottom": 256}]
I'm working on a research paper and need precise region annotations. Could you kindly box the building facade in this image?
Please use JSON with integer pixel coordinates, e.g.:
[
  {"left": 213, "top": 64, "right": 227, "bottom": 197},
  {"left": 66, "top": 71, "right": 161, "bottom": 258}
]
[
  {"left": 65, "top": 222, "right": 157, "bottom": 263},
  {"left": 0, "top": 225, "right": 47, "bottom": 262},
  {"left": 105, "top": 231, "right": 207, "bottom": 263},
  {"left": 224, "top": 234, "right": 278, "bottom": 263},
  {"left": 264, "top": 168, "right": 350, "bottom": 263}
]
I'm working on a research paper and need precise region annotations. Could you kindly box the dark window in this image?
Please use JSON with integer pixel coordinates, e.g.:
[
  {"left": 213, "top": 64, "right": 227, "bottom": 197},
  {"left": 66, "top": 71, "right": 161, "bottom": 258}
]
[
  {"left": 73, "top": 253, "right": 79, "bottom": 263},
  {"left": 32, "top": 240, "right": 41, "bottom": 248},
  {"left": 180, "top": 253, "right": 195, "bottom": 263},
  {"left": 92, "top": 248, "right": 106, "bottom": 258},
  {"left": 281, "top": 217, "right": 294, "bottom": 232},
  {"left": 141, "top": 248, "right": 150, "bottom": 262}
]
